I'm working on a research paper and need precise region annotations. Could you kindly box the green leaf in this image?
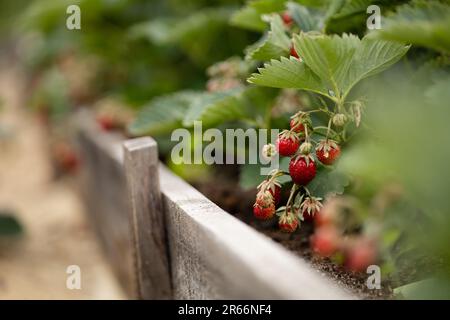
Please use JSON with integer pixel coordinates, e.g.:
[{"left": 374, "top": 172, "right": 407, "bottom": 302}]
[
  {"left": 248, "top": 56, "right": 330, "bottom": 98},
  {"left": 287, "top": 2, "right": 324, "bottom": 32},
  {"left": 230, "top": 6, "right": 267, "bottom": 32},
  {"left": 183, "top": 86, "right": 277, "bottom": 128},
  {"left": 183, "top": 88, "right": 247, "bottom": 127},
  {"left": 371, "top": 1, "right": 450, "bottom": 54},
  {"left": 249, "top": 33, "right": 408, "bottom": 101},
  {"left": 246, "top": 15, "right": 291, "bottom": 61},
  {"left": 129, "top": 91, "right": 200, "bottom": 136},
  {"left": 293, "top": 33, "right": 360, "bottom": 96},
  {"left": 307, "top": 166, "right": 350, "bottom": 198}
]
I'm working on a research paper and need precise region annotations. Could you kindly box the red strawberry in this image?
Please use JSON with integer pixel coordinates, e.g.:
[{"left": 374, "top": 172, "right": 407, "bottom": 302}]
[
  {"left": 289, "top": 155, "right": 316, "bottom": 185},
  {"left": 290, "top": 111, "right": 308, "bottom": 133},
  {"left": 257, "top": 179, "right": 282, "bottom": 205},
  {"left": 289, "top": 118, "right": 304, "bottom": 133},
  {"left": 345, "top": 240, "right": 377, "bottom": 272},
  {"left": 97, "top": 114, "right": 116, "bottom": 131},
  {"left": 279, "top": 211, "right": 299, "bottom": 233},
  {"left": 253, "top": 203, "right": 275, "bottom": 220},
  {"left": 253, "top": 191, "right": 276, "bottom": 220},
  {"left": 316, "top": 140, "right": 341, "bottom": 165},
  {"left": 276, "top": 130, "right": 300, "bottom": 157},
  {"left": 281, "top": 12, "right": 293, "bottom": 26},
  {"left": 270, "top": 185, "right": 281, "bottom": 205},
  {"left": 290, "top": 45, "right": 300, "bottom": 59},
  {"left": 300, "top": 197, "right": 323, "bottom": 222},
  {"left": 311, "top": 226, "right": 340, "bottom": 257}
]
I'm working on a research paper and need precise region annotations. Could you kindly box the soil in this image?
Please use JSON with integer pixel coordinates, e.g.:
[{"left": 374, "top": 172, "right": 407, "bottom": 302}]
[{"left": 194, "top": 165, "right": 394, "bottom": 300}]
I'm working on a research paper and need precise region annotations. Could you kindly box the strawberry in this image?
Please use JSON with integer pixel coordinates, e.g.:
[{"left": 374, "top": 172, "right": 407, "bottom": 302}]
[
  {"left": 311, "top": 226, "right": 340, "bottom": 257},
  {"left": 279, "top": 211, "right": 299, "bottom": 233},
  {"left": 96, "top": 114, "right": 116, "bottom": 131},
  {"left": 290, "top": 45, "right": 300, "bottom": 59},
  {"left": 257, "top": 179, "right": 282, "bottom": 205},
  {"left": 300, "top": 196, "right": 323, "bottom": 222},
  {"left": 345, "top": 240, "right": 377, "bottom": 272},
  {"left": 281, "top": 12, "right": 293, "bottom": 26},
  {"left": 289, "top": 155, "right": 316, "bottom": 185},
  {"left": 253, "top": 191, "right": 275, "bottom": 220},
  {"left": 316, "top": 140, "right": 341, "bottom": 165},
  {"left": 276, "top": 130, "right": 300, "bottom": 157},
  {"left": 290, "top": 111, "right": 307, "bottom": 133},
  {"left": 289, "top": 118, "right": 304, "bottom": 133}
]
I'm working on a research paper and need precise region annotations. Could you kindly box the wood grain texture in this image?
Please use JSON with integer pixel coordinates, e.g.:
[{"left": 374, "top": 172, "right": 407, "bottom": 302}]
[
  {"left": 159, "top": 166, "right": 356, "bottom": 299},
  {"left": 123, "top": 137, "right": 172, "bottom": 299},
  {"left": 74, "top": 110, "right": 135, "bottom": 297}
]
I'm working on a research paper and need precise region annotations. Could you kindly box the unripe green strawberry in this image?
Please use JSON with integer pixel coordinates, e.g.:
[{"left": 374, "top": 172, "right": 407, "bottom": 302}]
[{"left": 332, "top": 113, "right": 347, "bottom": 127}]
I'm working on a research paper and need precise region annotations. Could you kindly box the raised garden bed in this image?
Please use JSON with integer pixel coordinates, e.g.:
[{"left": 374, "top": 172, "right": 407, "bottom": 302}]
[{"left": 74, "top": 110, "right": 356, "bottom": 299}]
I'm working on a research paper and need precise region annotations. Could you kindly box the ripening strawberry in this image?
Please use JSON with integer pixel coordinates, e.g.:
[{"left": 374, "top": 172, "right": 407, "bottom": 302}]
[
  {"left": 279, "top": 211, "right": 299, "bottom": 233},
  {"left": 276, "top": 130, "right": 300, "bottom": 157},
  {"left": 281, "top": 12, "right": 293, "bottom": 26},
  {"left": 289, "top": 155, "right": 316, "bottom": 185},
  {"left": 316, "top": 140, "right": 341, "bottom": 165},
  {"left": 311, "top": 226, "right": 340, "bottom": 257},
  {"left": 345, "top": 240, "right": 377, "bottom": 272}
]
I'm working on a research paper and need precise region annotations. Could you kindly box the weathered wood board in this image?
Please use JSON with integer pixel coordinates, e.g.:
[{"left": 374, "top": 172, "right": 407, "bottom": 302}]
[
  {"left": 74, "top": 111, "right": 355, "bottom": 299},
  {"left": 74, "top": 110, "right": 135, "bottom": 297},
  {"left": 124, "top": 137, "right": 355, "bottom": 299}
]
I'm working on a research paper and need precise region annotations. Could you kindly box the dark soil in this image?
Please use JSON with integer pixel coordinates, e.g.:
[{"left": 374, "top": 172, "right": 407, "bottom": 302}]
[{"left": 193, "top": 165, "right": 394, "bottom": 300}]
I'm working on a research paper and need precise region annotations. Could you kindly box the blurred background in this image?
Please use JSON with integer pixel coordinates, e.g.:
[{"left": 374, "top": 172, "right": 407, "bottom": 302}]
[{"left": 0, "top": 0, "right": 449, "bottom": 299}]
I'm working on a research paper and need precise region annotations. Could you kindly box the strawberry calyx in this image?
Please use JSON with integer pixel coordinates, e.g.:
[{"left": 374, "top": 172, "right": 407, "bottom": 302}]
[
  {"left": 300, "top": 196, "right": 323, "bottom": 220},
  {"left": 278, "top": 210, "right": 299, "bottom": 233}
]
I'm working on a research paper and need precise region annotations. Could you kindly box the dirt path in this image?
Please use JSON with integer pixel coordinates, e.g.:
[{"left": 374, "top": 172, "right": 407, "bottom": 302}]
[{"left": 0, "top": 60, "right": 125, "bottom": 299}]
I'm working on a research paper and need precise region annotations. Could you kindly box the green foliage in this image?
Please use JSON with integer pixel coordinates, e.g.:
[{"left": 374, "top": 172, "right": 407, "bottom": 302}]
[
  {"left": 371, "top": 1, "right": 450, "bottom": 54},
  {"left": 246, "top": 15, "right": 291, "bottom": 61},
  {"left": 130, "top": 86, "right": 278, "bottom": 135},
  {"left": 249, "top": 33, "right": 409, "bottom": 102},
  {"left": 307, "top": 166, "right": 350, "bottom": 198},
  {"left": 129, "top": 91, "right": 201, "bottom": 136}
]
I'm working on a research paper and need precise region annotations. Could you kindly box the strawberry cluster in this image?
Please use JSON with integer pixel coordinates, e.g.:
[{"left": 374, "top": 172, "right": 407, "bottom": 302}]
[{"left": 254, "top": 110, "right": 342, "bottom": 233}]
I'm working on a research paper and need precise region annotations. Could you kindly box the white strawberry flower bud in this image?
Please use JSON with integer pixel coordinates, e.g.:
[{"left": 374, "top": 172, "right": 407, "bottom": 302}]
[
  {"left": 262, "top": 143, "right": 277, "bottom": 160},
  {"left": 332, "top": 113, "right": 348, "bottom": 127}
]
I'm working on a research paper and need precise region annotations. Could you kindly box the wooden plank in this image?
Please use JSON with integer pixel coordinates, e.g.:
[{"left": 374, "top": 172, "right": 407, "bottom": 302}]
[
  {"left": 123, "top": 137, "right": 172, "bottom": 299},
  {"left": 74, "top": 110, "right": 135, "bottom": 297},
  {"left": 159, "top": 166, "right": 356, "bottom": 299}
]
